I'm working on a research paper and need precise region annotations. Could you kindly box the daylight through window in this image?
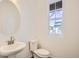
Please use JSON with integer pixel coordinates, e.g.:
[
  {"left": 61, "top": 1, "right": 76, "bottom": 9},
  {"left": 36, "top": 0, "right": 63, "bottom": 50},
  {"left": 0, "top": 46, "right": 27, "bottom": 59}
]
[{"left": 49, "top": 0, "right": 63, "bottom": 35}]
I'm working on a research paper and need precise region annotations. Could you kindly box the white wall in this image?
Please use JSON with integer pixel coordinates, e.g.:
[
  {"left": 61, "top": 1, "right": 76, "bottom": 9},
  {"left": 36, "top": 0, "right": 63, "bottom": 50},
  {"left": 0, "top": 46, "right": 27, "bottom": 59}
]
[
  {"left": 36, "top": 0, "right": 79, "bottom": 58},
  {"left": 0, "top": 0, "right": 79, "bottom": 58},
  {"left": 15, "top": 0, "right": 79, "bottom": 58}
]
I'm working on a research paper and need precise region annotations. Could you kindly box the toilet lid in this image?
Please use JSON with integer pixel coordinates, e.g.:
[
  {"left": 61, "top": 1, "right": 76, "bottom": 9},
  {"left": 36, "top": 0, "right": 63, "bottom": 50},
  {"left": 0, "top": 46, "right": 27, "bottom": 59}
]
[{"left": 35, "top": 49, "right": 50, "bottom": 56}]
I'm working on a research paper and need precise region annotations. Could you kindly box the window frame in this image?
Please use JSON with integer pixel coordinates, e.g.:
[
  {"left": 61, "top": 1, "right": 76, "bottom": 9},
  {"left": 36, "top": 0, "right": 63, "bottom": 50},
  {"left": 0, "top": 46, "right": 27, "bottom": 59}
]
[{"left": 48, "top": 0, "right": 64, "bottom": 36}]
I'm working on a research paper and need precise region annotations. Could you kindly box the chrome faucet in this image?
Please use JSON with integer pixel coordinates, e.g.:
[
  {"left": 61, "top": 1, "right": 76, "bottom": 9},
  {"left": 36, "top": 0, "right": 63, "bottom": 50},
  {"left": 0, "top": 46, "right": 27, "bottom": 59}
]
[{"left": 8, "top": 36, "right": 15, "bottom": 45}]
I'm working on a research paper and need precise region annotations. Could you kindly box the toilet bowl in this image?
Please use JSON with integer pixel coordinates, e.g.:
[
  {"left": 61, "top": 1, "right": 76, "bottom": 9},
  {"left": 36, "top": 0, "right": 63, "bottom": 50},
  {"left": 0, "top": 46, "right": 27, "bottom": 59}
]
[
  {"left": 33, "top": 49, "right": 51, "bottom": 58},
  {"left": 29, "top": 40, "right": 51, "bottom": 58}
]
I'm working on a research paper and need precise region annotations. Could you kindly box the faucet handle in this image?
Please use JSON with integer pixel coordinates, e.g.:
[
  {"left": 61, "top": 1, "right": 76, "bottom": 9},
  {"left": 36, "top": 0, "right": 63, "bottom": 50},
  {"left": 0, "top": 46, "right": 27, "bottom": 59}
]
[
  {"left": 7, "top": 40, "right": 12, "bottom": 45},
  {"left": 7, "top": 36, "right": 15, "bottom": 45}
]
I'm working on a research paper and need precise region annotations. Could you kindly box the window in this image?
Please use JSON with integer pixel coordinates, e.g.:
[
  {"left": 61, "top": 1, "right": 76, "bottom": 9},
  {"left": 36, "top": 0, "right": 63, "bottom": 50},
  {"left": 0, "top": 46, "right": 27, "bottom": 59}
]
[{"left": 49, "top": 0, "right": 63, "bottom": 35}]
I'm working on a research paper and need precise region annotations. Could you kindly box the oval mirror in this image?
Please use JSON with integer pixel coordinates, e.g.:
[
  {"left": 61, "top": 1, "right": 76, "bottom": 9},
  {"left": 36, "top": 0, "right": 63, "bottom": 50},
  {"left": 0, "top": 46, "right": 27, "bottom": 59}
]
[{"left": 0, "top": 0, "right": 20, "bottom": 36}]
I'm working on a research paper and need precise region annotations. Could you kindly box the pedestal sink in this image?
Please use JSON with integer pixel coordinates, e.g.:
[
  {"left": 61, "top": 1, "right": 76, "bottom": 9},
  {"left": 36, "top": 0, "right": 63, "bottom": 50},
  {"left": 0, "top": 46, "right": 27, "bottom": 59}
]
[{"left": 0, "top": 41, "right": 26, "bottom": 57}]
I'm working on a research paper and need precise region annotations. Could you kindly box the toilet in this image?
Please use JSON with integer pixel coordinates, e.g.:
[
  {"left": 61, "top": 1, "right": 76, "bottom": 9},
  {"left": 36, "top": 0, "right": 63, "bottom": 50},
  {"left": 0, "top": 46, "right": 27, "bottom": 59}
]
[{"left": 29, "top": 40, "right": 51, "bottom": 58}]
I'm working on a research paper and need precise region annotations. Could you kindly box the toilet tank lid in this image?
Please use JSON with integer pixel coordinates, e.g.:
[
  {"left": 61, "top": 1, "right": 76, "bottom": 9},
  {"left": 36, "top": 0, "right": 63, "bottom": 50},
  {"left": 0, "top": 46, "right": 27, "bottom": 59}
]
[{"left": 30, "top": 40, "right": 37, "bottom": 43}]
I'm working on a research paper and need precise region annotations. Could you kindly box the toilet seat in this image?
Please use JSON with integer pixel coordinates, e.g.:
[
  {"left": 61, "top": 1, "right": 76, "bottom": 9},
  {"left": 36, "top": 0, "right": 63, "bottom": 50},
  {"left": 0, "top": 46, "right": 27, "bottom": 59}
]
[{"left": 34, "top": 49, "right": 50, "bottom": 57}]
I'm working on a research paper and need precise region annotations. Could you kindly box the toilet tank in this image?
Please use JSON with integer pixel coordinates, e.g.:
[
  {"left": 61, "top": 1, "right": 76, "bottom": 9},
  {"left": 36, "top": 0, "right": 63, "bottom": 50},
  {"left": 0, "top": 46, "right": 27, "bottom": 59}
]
[{"left": 29, "top": 40, "right": 38, "bottom": 51}]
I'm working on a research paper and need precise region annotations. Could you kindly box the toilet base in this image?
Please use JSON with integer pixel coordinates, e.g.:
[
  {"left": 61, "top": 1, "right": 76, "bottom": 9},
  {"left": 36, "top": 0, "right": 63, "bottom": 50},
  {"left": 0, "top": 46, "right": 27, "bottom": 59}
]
[{"left": 33, "top": 53, "right": 41, "bottom": 58}]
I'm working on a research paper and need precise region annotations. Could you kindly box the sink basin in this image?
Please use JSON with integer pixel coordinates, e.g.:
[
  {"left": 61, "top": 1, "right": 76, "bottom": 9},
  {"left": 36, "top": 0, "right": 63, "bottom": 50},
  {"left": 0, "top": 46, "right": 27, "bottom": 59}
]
[{"left": 0, "top": 41, "right": 26, "bottom": 56}]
